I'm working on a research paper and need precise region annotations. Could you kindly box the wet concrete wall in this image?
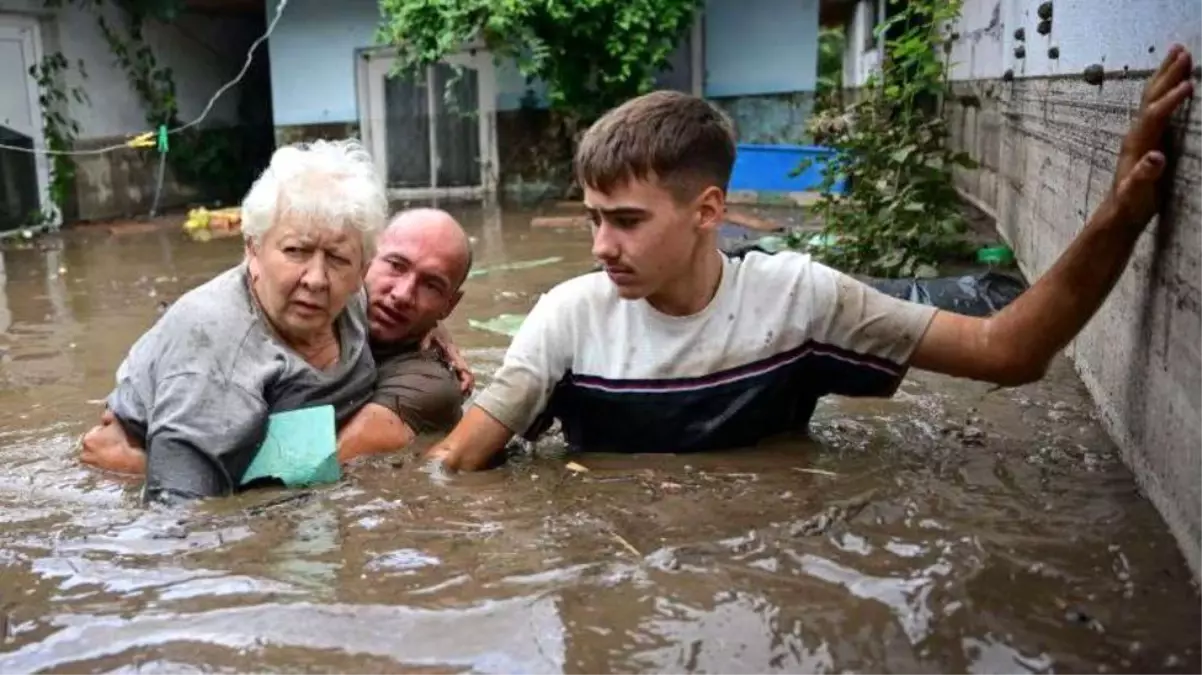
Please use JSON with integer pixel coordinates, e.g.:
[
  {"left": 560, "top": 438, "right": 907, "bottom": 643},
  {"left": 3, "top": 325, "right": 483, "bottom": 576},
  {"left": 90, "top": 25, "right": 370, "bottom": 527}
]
[
  {"left": 943, "top": 0, "right": 1202, "bottom": 578},
  {"left": 711, "top": 92, "right": 817, "bottom": 145}
]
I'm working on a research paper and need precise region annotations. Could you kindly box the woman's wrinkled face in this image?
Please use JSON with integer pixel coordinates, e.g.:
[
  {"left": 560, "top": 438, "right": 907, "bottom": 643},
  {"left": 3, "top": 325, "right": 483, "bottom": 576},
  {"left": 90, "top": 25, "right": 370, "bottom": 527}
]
[{"left": 246, "top": 217, "right": 365, "bottom": 346}]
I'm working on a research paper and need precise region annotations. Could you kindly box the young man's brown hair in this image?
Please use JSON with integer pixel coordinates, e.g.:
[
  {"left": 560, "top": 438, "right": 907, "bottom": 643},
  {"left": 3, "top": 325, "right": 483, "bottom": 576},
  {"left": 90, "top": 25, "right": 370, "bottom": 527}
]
[{"left": 574, "top": 90, "right": 737, "bottom": 202}]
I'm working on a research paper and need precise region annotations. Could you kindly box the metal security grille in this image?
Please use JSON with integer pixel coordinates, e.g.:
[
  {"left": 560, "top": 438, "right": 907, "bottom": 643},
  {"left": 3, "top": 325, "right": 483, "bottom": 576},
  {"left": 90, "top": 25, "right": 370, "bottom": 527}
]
[
  {"left": 383, "top": 70, "right": 431, "bottom": 188},
  {"left": 384, "top": 63, "right": 482, "bottom": 190},
  {"left": 431, "top": 63, "right": 481, "bottom": 188},
  {"left": 363, "top": 48, "right": 496, "bottom": 199}
]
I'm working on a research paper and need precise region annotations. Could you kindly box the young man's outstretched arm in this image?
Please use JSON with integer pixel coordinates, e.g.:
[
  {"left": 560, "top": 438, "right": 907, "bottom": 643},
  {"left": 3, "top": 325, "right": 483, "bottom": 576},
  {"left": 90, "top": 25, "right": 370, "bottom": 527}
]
[
  {"left": 910, "top": 44, "right": 1194, "bottom": 384},
  {"left": 425, "top": 290, "right": 573, "bottom": 471},
  {"left": 424, "top": 405, "right": 517, "bottom": 471}
]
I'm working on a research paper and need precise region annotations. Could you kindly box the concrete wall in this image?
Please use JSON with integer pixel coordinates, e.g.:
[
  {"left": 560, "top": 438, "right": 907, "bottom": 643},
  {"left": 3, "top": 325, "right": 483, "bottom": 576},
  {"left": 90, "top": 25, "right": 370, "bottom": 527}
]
[
  {"left": 943, "top": 0, "right": 1202, "bottom": 577},
  {"left": 0, "top": 0, "right": 262, "bottom": 220},
  {"left": 705, "top": 0, "right": 820, "bottom": 144}
]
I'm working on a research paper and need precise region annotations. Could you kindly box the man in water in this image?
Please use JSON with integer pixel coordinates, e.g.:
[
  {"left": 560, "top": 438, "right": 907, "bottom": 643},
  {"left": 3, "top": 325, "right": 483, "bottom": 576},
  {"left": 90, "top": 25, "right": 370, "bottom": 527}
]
[
  {"left": 81, "top": 207, "right": 475, "bottom": 473},
  {"left": 425, "top": 45, "right": 1195, "bottom": 471}
]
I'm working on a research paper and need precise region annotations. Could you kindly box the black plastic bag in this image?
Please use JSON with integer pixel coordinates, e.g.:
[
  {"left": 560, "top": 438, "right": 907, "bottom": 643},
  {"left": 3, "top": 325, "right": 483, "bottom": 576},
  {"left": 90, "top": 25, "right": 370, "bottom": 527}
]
[
  {"left": 864, "top": 271, "right": 1027, "bottom": 317},
  {"left": 721, "top": 239, "right": 1027, "bottom": 317}
]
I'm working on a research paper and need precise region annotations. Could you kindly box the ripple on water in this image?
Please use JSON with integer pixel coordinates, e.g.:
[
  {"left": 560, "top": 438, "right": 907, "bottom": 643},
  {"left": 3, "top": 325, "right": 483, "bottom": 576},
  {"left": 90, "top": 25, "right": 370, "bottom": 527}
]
[{"left": 0, "top": 598, "right": 567, "bottom": 674}]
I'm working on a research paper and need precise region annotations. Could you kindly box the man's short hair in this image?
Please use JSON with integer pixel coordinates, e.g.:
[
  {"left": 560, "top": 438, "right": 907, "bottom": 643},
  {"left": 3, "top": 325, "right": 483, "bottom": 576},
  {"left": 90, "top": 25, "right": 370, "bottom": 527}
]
[{"left": 574, "top": 90, "right": 737, "bottom": 202}]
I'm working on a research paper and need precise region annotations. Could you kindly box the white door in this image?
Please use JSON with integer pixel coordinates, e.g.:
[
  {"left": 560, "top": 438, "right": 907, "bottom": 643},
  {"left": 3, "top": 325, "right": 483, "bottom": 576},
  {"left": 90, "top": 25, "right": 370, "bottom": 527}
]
[
  {"left": 359, "top": 49, "right": 498, "bottom": 200},
  {"left": 0, "top": 14, "right": 52, "bottom": 229}
]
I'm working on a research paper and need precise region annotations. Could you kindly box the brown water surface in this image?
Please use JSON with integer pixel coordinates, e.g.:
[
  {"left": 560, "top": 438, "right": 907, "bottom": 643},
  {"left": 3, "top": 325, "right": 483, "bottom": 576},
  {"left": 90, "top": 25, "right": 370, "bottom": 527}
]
[{"left": 0, "top": 204, "right": 1197, "bottom": 673}]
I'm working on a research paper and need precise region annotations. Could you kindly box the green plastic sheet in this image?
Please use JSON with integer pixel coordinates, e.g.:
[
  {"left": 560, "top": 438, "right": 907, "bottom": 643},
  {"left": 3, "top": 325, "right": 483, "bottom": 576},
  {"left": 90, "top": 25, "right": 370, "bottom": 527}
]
[
  {"left": 467, "top": 257, "right": 563, "bottom": 279},
  {"left": 468, "top": 313, "right": 528, "bottom": 337},
  {"left": 240, "top": 405, "right": 341, "bottom": 488}
]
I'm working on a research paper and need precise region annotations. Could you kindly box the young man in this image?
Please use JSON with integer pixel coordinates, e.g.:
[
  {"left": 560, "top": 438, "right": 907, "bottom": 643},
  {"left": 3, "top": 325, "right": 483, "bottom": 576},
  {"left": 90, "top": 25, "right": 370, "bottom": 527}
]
[
  {"left": 81, "top": 208, "right": 475, "bottom": 474},
  {"left": 428, "top": 45, "right": 1195, "bottom": 472}
]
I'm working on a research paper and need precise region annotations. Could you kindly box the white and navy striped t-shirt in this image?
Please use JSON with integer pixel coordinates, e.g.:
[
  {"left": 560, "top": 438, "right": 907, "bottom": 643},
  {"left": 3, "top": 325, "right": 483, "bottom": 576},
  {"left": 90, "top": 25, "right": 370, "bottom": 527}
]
[{"left": 473, "top": 250, "right": 938, "bottom": 453}]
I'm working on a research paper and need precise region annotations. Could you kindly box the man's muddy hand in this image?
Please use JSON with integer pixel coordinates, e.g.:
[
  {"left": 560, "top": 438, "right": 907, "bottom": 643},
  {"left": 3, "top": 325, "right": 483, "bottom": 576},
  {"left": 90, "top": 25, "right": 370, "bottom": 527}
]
[
  {"left": 420, "top": 445, "right": 457, "bottom": 484},
  {"left": 79, "top": 409, "right": 147, "bottom": 475},
  {"left": 1110, "top": 44, "right": 1194, "bottom": 227},
  {"left": 423, "top": 321, "right": 475, "bottom": 396}
]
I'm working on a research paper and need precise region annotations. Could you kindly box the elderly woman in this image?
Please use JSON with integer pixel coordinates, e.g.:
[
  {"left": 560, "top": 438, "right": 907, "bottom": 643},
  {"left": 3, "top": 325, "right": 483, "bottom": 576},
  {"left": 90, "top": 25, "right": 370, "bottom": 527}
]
[{"left": 94, "top": 139, "right": 387, "bottom": 505}]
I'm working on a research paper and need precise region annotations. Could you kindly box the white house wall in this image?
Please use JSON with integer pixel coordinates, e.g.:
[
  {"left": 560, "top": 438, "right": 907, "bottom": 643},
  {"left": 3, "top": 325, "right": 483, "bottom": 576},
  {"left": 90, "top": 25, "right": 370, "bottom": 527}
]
[
  {"left": 947, "top": 0, "right": 1200, "bottom": 81},
  {"left": 265, "top": 0, "right": 378, "bottom": 129},
  {"left": 940, "top": 0, "right": 1202, "bottom": 579}
]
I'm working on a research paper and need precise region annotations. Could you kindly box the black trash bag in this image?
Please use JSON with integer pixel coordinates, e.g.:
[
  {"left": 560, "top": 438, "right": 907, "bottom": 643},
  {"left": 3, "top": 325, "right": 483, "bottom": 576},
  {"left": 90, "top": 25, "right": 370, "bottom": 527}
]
[
  {"left": 720, "top": 240, "right": 1027, "bottom": 317},
  {"left": 865, "top": 271, "right": 1027, "bottom": 317}
]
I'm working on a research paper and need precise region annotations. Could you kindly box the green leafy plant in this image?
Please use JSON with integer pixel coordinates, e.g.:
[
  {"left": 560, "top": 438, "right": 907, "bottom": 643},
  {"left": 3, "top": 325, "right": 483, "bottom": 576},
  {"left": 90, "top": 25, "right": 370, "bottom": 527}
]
[
  {"left": 815, "top": 26, "right": 846, "bottom": 113},
  {"left": 376, "top": 0, "right": 702, "bottom": 123},
  {"left": 801, "top": 0, "right": 977, "bottom": 278},
  {"left": 29, "top": 52, "right": 89, "bottom": 215}
]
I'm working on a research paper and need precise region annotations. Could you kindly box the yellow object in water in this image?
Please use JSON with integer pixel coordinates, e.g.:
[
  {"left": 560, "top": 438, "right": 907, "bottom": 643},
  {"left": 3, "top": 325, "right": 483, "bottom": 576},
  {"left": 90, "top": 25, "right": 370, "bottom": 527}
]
[
  {"left": 183, "top": 207, "right": 210, "bottom": 233},
  {"left": 183, "top": 206, "right": 241, "bottom": 240}
]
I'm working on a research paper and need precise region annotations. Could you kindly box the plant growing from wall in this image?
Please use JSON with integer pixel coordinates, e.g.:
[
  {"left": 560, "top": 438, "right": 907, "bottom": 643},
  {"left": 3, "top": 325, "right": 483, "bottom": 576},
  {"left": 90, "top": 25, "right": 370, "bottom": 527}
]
[
  {"left": 376, "top": 0, "right": 702, "bottom": 124},
  {"left": 97, "top": 9, "right": 247, "bottom": 201},
  {"left": 800, "top": 0, "right": 977, "bottom": 278},
  {"left": 29, "top": 52, "right": 89, "bottom": 215},
  {"left": 815, "top": 27, "right": 846, "bottom": 113}
]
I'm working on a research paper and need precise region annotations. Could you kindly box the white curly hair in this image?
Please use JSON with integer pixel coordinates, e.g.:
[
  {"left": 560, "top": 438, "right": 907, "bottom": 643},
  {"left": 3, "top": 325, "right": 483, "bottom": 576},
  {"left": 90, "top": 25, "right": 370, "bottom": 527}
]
[{"left": 240, "top": 138, "right": 388, "bottom": 262}]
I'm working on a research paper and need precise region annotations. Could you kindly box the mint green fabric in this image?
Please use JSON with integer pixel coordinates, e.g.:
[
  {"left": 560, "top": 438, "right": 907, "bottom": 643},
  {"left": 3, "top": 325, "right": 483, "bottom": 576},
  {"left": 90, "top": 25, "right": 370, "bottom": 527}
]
[{"left": 240, "top": 405, "right": 340, "bottom": 488}]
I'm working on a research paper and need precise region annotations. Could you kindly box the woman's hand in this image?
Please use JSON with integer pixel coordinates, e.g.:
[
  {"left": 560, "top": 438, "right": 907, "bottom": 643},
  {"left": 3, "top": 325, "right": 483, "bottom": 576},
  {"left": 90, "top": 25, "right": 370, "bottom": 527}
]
[{"left": 422, "top": 322, "right": 475, "bottom": 396}]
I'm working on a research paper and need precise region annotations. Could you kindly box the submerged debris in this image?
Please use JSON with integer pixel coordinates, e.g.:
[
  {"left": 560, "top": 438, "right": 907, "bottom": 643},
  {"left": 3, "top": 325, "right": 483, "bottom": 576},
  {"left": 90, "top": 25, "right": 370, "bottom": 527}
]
[
  {"left": 789, "top": 494, "right": 873, "bottom": 537},
  {"left": 183, "top": 206, "right": 242, "bottom": 241}
]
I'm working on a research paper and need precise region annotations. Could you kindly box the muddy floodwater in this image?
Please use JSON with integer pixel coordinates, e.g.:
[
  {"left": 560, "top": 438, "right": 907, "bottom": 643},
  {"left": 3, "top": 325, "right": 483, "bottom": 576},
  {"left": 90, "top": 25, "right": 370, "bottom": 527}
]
[{"left": 0, "top": 203, "right": 1198, "bottom": 673}]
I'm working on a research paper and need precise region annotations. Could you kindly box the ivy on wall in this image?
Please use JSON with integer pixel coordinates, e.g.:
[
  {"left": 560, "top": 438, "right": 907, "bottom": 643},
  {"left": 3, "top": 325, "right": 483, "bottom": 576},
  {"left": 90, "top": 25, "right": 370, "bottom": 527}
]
[{"left": 28, "top": 52, "right": 90, "bottom": 220}]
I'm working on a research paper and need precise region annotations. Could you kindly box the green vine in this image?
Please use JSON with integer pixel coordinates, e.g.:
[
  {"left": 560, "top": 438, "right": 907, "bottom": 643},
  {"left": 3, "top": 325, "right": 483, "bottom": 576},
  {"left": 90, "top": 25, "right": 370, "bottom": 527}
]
[
  {"left": 28, "top": 52, "right": 89, "bottom": 216},
  {"left": 799, "top": 0, "right": 977, "bottom": 278},
  {"left": 97, "top": 10, "right": 246, "bottom": 201},
  {"left": 377, "top": 0, "right": 702, "bottom": 124}
]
